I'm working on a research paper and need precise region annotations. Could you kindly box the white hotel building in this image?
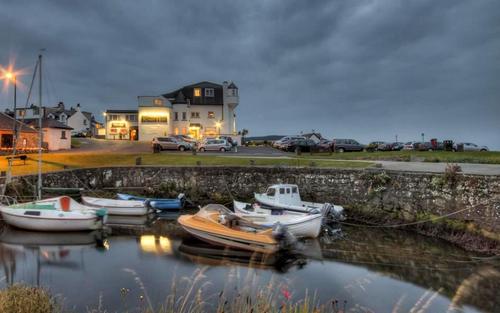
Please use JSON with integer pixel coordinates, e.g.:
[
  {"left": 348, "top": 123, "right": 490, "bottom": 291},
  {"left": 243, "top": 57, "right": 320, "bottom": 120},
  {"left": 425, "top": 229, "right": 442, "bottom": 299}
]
[{"left": 104, "top": 81, "right": 239, "bottom": 142}]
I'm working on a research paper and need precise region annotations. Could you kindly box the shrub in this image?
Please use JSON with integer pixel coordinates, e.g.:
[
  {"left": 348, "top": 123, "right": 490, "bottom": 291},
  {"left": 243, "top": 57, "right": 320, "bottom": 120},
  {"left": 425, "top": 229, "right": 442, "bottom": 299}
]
[{"left": 0, "top": 284, "right": 56, "bottom": 313}]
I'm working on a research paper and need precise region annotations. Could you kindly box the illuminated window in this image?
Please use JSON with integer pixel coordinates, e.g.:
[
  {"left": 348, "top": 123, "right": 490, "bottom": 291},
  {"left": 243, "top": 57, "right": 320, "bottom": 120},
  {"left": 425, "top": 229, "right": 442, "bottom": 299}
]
[
  {"left": 182, "top": 127, "right": 187, "bottom": 135},
  {"left": 194, "top": 88, "right": 201, "bottom": 97},
  {"left": 153, "top": 98, "right": 163, "bottom": 105},
  {"left": 205, "top": 88, "right": 214, "bottom": 97},
  {"left": 208, "top": 111, "right": 215, "bottom": 119},
  {"left": 191, "top": 112, "right": 200, "bottom": 119},
  {"left": 174, "top": 128, "right": 179, "bottom": 135}
]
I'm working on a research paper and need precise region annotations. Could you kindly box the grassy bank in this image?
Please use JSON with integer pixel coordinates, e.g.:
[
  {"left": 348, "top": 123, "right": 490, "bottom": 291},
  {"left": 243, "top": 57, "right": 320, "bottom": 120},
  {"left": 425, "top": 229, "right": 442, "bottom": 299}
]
[
  {"left": 0, "top": 152, "right": 373, "bottom": 176},
  {"left": 298, "top": 150, "right": 500, "bottom": 164}
]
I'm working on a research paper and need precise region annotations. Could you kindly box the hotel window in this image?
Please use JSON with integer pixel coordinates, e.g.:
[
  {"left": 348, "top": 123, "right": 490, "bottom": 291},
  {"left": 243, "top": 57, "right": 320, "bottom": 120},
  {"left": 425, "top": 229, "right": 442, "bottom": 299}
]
[
  {"left": 153, "top": 98, "right": 163, "bottom": 105},
  {"left": 191, "top": 112, "right": 200, "bottom": 119},
  {"left": 174, "top": 112, "right": 178, "bottom": 121},
  {"left": 194, "top": 88, "right": 201, "bottom": 97},
  {"left": 126, "top": 114, "right": 136, "bottom": 122},
  {"left": 182, "top": 112, "right": 187, "bottom": 120},
  {"left": 205, "top": 88, "right": 214, "bottom": 97},
  {"left": 207, "top": 111, "right": 215, "bottom": 119}
]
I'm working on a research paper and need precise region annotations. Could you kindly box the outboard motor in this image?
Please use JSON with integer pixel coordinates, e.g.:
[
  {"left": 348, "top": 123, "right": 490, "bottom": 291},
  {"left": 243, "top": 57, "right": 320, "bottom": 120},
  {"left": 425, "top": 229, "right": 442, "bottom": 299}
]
[
  {"left": 272, "top": 222, "right": 298, "bottom": 251},
  {"left": 322, "top": 203, "right": 346, "bottom": 223}
]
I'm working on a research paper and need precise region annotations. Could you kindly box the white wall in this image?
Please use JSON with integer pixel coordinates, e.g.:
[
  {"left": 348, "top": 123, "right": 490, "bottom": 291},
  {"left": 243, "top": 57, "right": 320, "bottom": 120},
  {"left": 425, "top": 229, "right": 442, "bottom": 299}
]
[
  {"left": 68, "top": 110, "right": 90, "bottom": 133},
  {"left": 138, "top": 106, "right": 171, "bottom": 141},
  {"left": 43, "top": 128, "right": 71, "bottom": 151}
]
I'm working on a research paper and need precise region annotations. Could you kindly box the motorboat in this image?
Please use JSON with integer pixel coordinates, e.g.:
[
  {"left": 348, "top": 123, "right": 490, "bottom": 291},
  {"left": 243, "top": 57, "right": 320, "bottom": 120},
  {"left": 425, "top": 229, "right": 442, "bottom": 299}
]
[
  {"left": 81, "top": 196, "right": 150, "bottom": 216},
  {"left": 254, "top": 184, "right": 345, "bottom": 220},
  {"left": 177, "top": 204, "right": 295, "bottom": 254},
  {"left": 233, "top": 200, "right": 322, "bottom": 238},
  {"left": 0, "top": 196, "right": 107, "bottom": 231},
  {"left": 117, "top": 193, "right": 186, "bottom": 210}
]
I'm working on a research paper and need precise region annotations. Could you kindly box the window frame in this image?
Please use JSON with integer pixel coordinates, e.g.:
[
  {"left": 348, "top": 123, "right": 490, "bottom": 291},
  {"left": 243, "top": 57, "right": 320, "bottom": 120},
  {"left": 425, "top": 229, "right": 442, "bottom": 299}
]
[
  {"left": 194, "top": 88, "right": 201, "bottom": 97},
  {"left": 205, "top": 88, "right": 214, "bottom": 97}
]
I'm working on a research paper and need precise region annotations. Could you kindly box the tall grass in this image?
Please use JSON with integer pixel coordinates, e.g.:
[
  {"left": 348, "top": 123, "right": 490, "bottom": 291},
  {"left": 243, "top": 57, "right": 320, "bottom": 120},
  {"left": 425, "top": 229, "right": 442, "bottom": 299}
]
[{"left": 0, "top": 284, "right": 57, "bottom": 313}]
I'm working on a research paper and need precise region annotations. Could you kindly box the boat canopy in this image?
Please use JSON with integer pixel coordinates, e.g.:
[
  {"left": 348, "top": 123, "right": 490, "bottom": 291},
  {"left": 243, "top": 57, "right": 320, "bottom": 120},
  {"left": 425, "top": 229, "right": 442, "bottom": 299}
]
[{"left": 196, "top": 204, "right": 233, "bottom": 218}]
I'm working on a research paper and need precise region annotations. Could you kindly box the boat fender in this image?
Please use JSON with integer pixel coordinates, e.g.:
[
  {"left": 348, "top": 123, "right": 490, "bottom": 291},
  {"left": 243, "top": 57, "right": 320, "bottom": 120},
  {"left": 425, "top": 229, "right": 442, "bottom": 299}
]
[
  {"left": 95, "top": 208, "right": 108, "bottom": 218},
  {"left": 144, "top": 199, "right": 152, "bottom": 209},
  {"left": 177, "top": 193, "right": 186, "bottom": 200},
  {"left": 272, "top": 223, "right": 298, "bottom": 250}
]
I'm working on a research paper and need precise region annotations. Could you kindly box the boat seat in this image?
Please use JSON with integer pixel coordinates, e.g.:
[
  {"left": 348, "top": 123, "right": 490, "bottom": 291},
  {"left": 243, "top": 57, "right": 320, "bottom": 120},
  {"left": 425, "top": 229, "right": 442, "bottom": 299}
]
[{"left": 60, "top": 196, "right": 71, "bottom": 212}]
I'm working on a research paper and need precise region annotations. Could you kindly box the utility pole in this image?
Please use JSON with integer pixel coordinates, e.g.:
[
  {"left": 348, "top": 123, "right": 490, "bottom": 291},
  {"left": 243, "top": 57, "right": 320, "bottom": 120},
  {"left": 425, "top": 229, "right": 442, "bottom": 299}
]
[
  {"left": 395, "top": 134, "right": 398, "bottom": 142},
  {"left": 37, "top": 52, "right": 43, "bottom": 200},
  {"left": 421, "top": 132, "right": 425, "bottom": 142}
]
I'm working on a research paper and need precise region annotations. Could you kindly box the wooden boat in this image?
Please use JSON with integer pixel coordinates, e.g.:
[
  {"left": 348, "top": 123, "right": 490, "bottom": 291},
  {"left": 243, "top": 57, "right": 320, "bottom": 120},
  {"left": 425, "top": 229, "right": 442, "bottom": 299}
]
[
  {"left": 0, "top": 196, "right": 107, "bottom": 232},
  {"left": 178, "top": 204, "right": 291, "bottom": 254},
  {"left": 81, "top": 196, "right": 150, "bottom": 216},
  {"left": 254, "top": 184, "right": 345, "bottom": 220},
  {"left": 117, "top": 193, "right": 186, "bottom": 210},
  {"left": 233, "top": 200, "right": 323, "bottom": 238}
]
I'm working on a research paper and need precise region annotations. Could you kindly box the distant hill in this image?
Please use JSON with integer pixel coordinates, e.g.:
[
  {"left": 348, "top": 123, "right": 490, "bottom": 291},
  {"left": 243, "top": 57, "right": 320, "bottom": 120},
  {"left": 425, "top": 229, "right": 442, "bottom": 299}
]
[{"left": 244, "top": 135, "right": 285, "bottom": 142}]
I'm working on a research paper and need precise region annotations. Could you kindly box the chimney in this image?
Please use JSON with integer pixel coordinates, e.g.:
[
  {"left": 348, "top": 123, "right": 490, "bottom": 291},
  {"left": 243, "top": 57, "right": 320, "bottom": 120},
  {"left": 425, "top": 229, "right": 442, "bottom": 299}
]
[
  {"left": 57, "top": 101, "right": 64, "bottom": 109},
  {"left": 76, "top": 103, "right": 81, "bottom": 111}
]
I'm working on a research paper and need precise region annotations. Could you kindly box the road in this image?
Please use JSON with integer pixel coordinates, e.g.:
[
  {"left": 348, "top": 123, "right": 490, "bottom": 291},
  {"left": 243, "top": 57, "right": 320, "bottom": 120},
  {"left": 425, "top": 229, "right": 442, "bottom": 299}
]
[{"left": 66, "top": 139, "right": 500, "bottom": 175}]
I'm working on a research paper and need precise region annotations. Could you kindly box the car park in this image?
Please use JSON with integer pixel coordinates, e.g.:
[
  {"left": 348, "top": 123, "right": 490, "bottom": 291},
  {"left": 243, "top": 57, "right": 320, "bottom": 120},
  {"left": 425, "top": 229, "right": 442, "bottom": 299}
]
[
  {"left": 198, "top": 139, "right": 233, "bottom": 152},
  {"left": 391, "top": 142, "right": 405, "bottom": 151},
  {"left": 152, "top": 137, "right": 192, "bottom": 151},
  {"left": 273, "top": 136, "right": 306, "bottom": 150},
  {"left": 317, "top": 139, "right": 334, "bottom": 152},
  {"left": 333, "top": 139, "right": 365, "bottom": 152},
  {"left": 366, "top": 141, "right": 392, "bottom": 151}
]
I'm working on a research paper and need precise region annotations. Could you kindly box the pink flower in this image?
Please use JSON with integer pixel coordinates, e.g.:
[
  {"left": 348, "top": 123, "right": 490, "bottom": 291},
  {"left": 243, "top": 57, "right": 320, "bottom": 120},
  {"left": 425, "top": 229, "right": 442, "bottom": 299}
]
[{"left": 281, "top": 287, "right": 291, "bottom": 300}]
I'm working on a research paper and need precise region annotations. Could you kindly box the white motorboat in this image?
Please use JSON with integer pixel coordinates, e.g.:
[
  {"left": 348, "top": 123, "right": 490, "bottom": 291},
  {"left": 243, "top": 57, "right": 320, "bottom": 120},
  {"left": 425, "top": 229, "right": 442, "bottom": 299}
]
[
  {"left": 253, "top": 184, "right": 345, "bottom": 220},
  {"left": 233, "top": 200, "right": 322, "bottom": 238},
  {"left": 0, "top": 196, "right": 107, "bottom": 232},
  {"left": 81, "top": 196, "right": 150, "bottom": 216}
]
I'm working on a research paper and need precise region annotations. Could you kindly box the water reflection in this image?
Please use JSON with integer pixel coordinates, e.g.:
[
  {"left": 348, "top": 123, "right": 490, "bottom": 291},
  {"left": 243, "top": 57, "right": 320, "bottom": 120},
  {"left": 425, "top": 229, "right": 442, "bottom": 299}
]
[{"left": 0, "top": 221, "right": 497, "bottom": 313}]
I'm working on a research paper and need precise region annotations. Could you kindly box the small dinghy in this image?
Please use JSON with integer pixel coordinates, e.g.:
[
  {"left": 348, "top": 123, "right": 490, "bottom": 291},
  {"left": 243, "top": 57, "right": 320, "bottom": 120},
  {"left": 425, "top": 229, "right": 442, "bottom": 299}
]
[
  {"left": 233, "top": 200, "right": 322, "bottom": 238},
  {"left": 81, "top": 196, "right": 150, "bottom": 216},
  {"left": 254, "top": 184, "right": 345, "bottom": 221},
  {"left": 117, "top": 193, "right": 186, "bottom": 210},
  {"left": 0, "top": 196, "right": 107, "bottom": 232},
  {"left": 178, "top": 204, "right": 295, "bottom": 254}
]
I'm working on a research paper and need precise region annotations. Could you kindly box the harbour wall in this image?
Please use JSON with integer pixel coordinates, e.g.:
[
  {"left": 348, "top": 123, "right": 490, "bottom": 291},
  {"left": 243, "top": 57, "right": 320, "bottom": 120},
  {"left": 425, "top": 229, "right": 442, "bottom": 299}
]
[{"left": 5, "top": 166, "right": 500, "bottom": 254}]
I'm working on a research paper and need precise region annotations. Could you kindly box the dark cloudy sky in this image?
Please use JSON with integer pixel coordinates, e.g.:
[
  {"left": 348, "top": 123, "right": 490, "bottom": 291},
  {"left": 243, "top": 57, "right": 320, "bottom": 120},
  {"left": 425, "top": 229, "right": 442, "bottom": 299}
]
[{"left": 1, "top": 0, "right": 499, "bottom": 149}]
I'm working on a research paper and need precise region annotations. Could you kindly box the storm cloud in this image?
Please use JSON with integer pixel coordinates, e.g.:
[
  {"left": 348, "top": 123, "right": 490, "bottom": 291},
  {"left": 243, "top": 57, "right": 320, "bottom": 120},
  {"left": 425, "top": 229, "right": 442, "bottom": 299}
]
[{"left": 1, "top": 0, "right": 499, "bottom": 148}]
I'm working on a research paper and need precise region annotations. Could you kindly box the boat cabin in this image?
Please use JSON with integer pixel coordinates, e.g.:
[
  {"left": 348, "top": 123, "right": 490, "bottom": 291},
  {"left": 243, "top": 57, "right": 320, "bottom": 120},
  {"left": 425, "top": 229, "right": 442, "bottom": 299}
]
[{"left": 264, "top": 184, "right": 302, "bottom": 206}]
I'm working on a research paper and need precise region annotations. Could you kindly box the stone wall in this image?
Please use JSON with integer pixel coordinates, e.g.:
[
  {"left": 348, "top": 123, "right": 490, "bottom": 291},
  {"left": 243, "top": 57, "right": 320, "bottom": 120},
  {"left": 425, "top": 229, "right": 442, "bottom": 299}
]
[{"left": 6, "top": 166, "right": 500, "bottom": 252}]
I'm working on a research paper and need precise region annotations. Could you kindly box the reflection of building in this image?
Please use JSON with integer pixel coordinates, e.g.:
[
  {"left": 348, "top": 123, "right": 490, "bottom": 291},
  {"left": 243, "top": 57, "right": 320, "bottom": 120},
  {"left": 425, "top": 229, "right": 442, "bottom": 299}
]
[
  {"left": 104, "top": 110, "right": 138, "bottom": 140},
  {"left": 104, "top": 81, "right": 239, "bottom": 141}
]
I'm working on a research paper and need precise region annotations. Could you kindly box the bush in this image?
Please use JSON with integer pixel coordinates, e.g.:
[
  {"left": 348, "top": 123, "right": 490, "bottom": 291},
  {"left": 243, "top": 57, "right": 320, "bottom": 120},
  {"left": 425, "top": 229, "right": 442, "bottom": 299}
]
[{"left": 0, "top": 284, "right": 56, "bottom": 313}]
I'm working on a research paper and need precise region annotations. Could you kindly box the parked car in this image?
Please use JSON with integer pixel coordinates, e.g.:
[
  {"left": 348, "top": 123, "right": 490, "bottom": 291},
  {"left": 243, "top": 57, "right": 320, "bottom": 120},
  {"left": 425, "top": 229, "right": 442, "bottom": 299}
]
[
  {"left": 391, "top": 142, "right": 405, "bottom": 151},
  {"left": 317, "top": 139, "right": 334, "bottom": 152},
  {"left": 403, "top": 141, "right": 418, "bottom": 150},
  {"left": 453, "top": 142, "right": 489, "bottom": 152},
  {"left": 198, "top": 139, "right": 233, "bottom": 152},
  {"left": 152, "top": 137, "right": 192, "bottom": 151},
  {"left": 173, "top": 135, "right": 198, "bottom": 145},
  {"left": 366, "top": 141, "right": 392, "bottom": 151},
  {"left": 273, "top": 136, "right": 306, "bottom": 150},
  {"left": 284, "top": 139, "right": 317, "bottom": 152},
  {"left": 218, "top": 136, "right": 237, "bottom": 147},
  {"left": 332, "top": 139, "right": 365, "bottom": 152},
  {"left": 414, "top": 142, "right": 434, "bottom": 151}
]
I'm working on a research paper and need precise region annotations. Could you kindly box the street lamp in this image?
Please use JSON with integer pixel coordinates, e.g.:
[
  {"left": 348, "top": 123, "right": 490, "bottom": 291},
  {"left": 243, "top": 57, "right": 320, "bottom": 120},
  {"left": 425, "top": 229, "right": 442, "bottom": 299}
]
[{"left": 1, "top": 68, "right": 18, "bottom": 150}]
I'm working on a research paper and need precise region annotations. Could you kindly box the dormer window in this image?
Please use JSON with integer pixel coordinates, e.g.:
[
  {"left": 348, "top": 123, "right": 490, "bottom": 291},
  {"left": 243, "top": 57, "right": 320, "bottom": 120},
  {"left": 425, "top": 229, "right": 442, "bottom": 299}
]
[
  {"left": 231, "top": 89, "right": 238, "bottom": 96},
  {"left": 205, "top": 88, "right": 214, "bottom": 97},
  {"left": 194, "top": 88, "right": 201, "bottom": 97},
  {"left": 153, "top": 98, "right": 163, "bottom": 105}
]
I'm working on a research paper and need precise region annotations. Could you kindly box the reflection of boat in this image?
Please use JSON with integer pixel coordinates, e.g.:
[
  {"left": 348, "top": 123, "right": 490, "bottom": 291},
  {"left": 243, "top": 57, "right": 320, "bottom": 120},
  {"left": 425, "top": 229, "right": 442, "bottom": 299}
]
[
  {"left": 178, "top": 238, "right": 308, "bottom": 273},
  {"left": 178, "top": 204, "right": 291, "bottom": 254},
  {"left": 253, "top": 184, "right": 345, "bottom": 220},
  {"left": 0, "top": 227, "right": 104, "bottom": 247},
  {"left": 0, "top": 196, "right": 107, "bottom": 231},
  {"left": 117, "top": 193, "right": 185, "bottom": 210},
  {"left": 82, "top": 196, "right": 150, "bottom": 216},
  {"left": 106, "top": 213, "right": 156, "bottom": 226},
  {"left": 233, "top": 200, "right": 322, "bottom": 238}
]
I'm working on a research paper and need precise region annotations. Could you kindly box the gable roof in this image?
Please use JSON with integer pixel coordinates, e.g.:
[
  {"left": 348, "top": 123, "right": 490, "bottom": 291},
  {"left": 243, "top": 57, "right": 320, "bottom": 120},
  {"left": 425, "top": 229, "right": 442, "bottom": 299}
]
[
  {"left": 23, "top": 118, "right": 73, "bottom": 130},
  {"left": 162, "top": 81, "right": 223, "bottom": 105},
  {"left": 0, "top": 112, "right": 38, "bottom": 133}
]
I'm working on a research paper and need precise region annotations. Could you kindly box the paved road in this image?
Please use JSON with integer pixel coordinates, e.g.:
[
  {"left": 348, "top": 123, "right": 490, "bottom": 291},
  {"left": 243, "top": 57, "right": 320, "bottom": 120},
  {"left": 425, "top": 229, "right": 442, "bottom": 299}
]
[{"left": 65, "top": 139, "right": 500, "bottom": 175}]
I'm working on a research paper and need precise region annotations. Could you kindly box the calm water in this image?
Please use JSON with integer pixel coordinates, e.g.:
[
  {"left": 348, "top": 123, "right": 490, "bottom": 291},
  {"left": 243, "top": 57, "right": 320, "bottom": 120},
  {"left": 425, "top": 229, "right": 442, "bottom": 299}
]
[{"left": 0, "top": 213, "right": 498, "bottom": 313}]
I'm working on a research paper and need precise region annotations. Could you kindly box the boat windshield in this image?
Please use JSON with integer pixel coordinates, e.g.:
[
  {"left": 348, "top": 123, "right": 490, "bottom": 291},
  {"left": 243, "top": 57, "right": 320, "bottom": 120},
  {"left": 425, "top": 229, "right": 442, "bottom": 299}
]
[{"left": 196, "top": 204, "right": 233, "bottom": 218}]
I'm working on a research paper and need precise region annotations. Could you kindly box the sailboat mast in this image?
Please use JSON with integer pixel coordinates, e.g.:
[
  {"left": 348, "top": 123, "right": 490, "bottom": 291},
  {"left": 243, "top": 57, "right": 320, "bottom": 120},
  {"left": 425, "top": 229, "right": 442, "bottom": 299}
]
[{"left": 37, "top": 53, "right": 43, "bottom": 200}]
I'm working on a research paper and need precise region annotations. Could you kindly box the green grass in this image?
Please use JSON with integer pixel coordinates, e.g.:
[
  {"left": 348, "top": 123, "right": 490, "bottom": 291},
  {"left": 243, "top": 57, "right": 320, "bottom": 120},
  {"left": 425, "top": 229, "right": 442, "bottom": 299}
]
[
  {"left": 70, "top": 138, "right": 82, "bottom": 148},
  {"left": 0, "top": 152, "right": 373, "bottom": 176},
  {"left": 298, "top": 150, "right": 500, "bottom": 164}
]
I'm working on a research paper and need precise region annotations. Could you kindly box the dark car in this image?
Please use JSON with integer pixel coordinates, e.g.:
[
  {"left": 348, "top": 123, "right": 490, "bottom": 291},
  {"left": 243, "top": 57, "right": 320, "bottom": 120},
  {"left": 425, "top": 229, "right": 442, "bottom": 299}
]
[
  {"left": 317, "top": 139, "right": 334, "bottom": 152},
  {"left": 367, "top": 141, "right": 392, "bottom": 151},
  {"left": 284, "top": 139, "right": 317, "bottom": 152},
  {"left": 414, "top": 142, "right": 434, "bottom": 151},
  {"left": 333, "top": 139, "right": 365, "bottom": 152},
  {"left": 391, "top": 142, "right": 405, "bottom": 151}
]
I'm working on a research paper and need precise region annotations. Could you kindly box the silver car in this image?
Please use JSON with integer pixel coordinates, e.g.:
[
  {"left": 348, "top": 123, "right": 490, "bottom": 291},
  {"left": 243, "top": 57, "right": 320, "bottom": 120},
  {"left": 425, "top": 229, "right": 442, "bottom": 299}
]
[
  {"left": 198, "top": 139, "right": 232, "bottom": 152},
  {"left": 152, "top": 137, "right": 192, "bottom": 151},
  {"left": 453, "top": 142, "right": 489, "bottom": 152}
]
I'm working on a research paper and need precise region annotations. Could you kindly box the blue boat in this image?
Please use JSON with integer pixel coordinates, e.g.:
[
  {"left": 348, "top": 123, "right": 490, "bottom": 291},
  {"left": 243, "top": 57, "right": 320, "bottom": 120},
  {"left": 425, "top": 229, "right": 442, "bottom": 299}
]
[{"left": 116, "top": 193, "right": 185, "bottom": 211}]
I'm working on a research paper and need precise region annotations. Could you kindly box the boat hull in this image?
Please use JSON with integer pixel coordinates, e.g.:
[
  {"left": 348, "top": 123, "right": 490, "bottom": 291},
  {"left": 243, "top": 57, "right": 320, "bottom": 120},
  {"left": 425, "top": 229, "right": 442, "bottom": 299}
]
[
  {"left": 233, "top": 201, "right": 322, "bottom": 238},
  {"left": 117, "top": 193, "right": 185, "bottom": 210},
  {"left": 0, "top": 209, "right": 103, "bottom": 232},
  {"left": 82, "top": 196, "right": 149, "bottom": 216}
]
